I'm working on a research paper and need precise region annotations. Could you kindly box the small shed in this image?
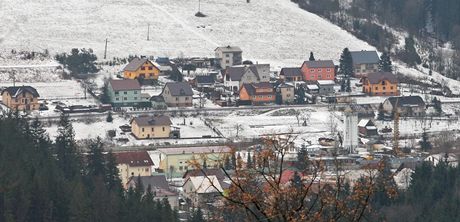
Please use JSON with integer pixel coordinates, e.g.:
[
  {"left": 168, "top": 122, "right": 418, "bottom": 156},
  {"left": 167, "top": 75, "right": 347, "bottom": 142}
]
[{"left": 358, "top": 119, "right": 378, "bottom": 137}]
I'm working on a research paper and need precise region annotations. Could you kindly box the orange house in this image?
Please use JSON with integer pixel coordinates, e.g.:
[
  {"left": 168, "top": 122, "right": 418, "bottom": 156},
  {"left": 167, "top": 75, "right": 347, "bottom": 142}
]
[
  {"left": 1, "top": 86, "right": 40, "bottom": 111},
  {"left": 300, "top": 60, "right": 335, "bottom": 81},
  {"left": 239, "top": 82, "right": 275, "bottom": 105},
  {"left": 362, "top": 72, "right": 399, "bottom": 96},
  {"left": 123, "top": 58, "right": 160, "bottom": 80}
]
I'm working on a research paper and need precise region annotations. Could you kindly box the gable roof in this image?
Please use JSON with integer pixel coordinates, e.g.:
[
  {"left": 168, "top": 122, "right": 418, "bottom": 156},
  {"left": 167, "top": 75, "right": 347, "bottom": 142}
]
[
  {"left": 302, "top": 60, "right": 335, "bottom": 68},
  {"left": 386, "top": 96, "right": 425, "bottom": 108},
  {"left": 241, "top": 82, "right": 274, "bottom": 96},
  {"left": 131, "top": 115, "right": 172, "bottom": 127},
  {"left": 215, "top": 46, "right": 242, "bottom": 52},
  {"left": 358, "top": 119, "right": 375, "bottom": 128},
  {"left": 109, "top": 79, "right": 141, "bottom": 91},
  {"left": 366, "top": 72, "right": 398, "bottom": 84},
  {"left": 157, "top": 146, "right": 231, "bottom": 155},
  {"left": 316, "top": 80, "right": 335, "bottom": 85},
  {"left": 280, "top": 67, "right": 302, "bottom": 77},
  {"left": 128, "top": 175, "right": 170, "bottom": 191},
  {"left": 1, "top": 86, "right": 39, "bottom": 98},
  {"left": 350, "top": 51, "right": 380, "bottom": 64},
  {"left": 195, "top": 75, "right": 215, "bottom": 84},
  {"left": 225, "top": 65, "right": 260, "bottom": 81},
  {"left": 114, "top": 151, "right": 154, "bottom": 167},
  {"left": 187, "top": 175, "right": 223, "bottom": 193},
  {"left": 164, "top": 82, "right": 194, "bottom": 96},
  {"left": 123, "top": 58, "right": 154, "bottom": 72},
  {"left": 182, "top": 169, "right": 226, "bottom": 181}
]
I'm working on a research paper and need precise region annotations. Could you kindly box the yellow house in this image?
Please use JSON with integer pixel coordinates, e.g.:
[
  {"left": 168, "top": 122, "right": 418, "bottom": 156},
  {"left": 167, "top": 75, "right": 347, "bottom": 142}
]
[
  {"left": 1, "top": 86, "right": 40, "bottom": 111},
  {"left": 362, "top": 72, "right": 399, "bottom": 96},
  {"left": 123, "top": 58, "right": 160, "bottom": 80},
  {"left": 131, "top": 115, "right": 172, "bottom": 139},
  {"left": 157, "top": 146, "right": 232, "bottom": 177},
  {"left": 113, "top": 151, "right": 154, "bottom": 187}
]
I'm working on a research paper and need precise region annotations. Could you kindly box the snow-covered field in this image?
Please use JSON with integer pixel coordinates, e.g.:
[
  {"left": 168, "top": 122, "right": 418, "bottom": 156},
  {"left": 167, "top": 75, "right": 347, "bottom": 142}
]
[
  {"left": 0, "top": 0, "right": 373, "bottom": 69},
  {"left": 0, "top": 81, "right": 90, "bottom": 99}
]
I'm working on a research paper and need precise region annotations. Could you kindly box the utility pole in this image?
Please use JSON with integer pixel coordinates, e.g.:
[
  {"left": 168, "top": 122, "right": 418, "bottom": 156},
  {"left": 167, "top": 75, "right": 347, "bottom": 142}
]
[
  {"left": 104, "top": 38, "right": 108, "bottom": 60},
  {"left": 147, "top": 23, "right": 150, "bottom": 41},
  {"left": 198, "top": 0, "right": 201, "bottom": 13}
]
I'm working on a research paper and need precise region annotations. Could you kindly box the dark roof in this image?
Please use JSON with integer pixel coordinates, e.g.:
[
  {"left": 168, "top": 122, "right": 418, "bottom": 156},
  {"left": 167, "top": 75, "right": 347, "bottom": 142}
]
[
  {"left": 195, "top": 75, "right": 215, "bottom": 84},
  {"left": 225, "top": 65, "right": 260, "bottom": 81},
  {"left": 131, "top": 115, "right": 172, "bottom": 127},
  {"left": 242, "top": 82, "right": 274, "bottom": 96},
  {"left": 164, "top": 82, "right": 194, "bottom": 96},
  {"left": 109, "top": 79, "right": 141, "bottom": 91},
  {"left": 182, "top": 169, "right": 226, "bottom": 181},
  {"left": 280, "top": 67, "right": 302, "bottom": 77},
  {"left": 215, "top": 46, "right": 242, "bottom": 52},
  {"left": 130, "top": 175, "right": 170, "bottom": 191},
  {"left": 386, "top": 96, "right": 425, "bottom": 108},
  {"left": 302, "top": 60, "right": 335, "bottom": 68},
  {"left": 1, "top": 86, "right": 39, "bottom": 97},
  {"left": 366, "top": 72, "right": 398, "bottom": 84},
  {"left": 350, "top": 51, "right": 380, "bottom": 64},
  {"left": 150, "top": 95, "right": 165, "bottom": 102},
  {"left": 114, "top": 151, "right": 154, "bottom": 167},
  {"left": 123, "top": 58, "right": 152, "bottom": 72}
]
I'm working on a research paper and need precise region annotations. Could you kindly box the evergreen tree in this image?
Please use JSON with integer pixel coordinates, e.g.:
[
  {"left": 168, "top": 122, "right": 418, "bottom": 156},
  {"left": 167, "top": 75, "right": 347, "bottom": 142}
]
[
  {"left": 55, "top": 48, "right": 99, "bottom": 76},
  {"left": 247, "top": 152, "right": 253, "bottom": 168},
  {"left": 419, "top": 131, "right": 432, "bottom": 151},
  {"left": 275, "top": 91, "right": 283, "bottom": 105},
  {"left": 224, "top": 155, "right": 231, "bottom": 170},
  {"left": 432, "top": 97, "right": 442, "bottom": 114},
  {"left": 378, "top": 52, "right": 393, "bottom": 72},
  {"left": 100, "top": 80, "right": 111, "bottom": 104},
  {"left": 295, "top": 86, "right": 306, "bottom": 104},
  {"left": 346, "top": 78, "right": 352, "bottom": 92},
  {"left": 105, "top": 150, "right": 123, "bottom": 192},
  {"left": 231, "top": 153, "right": 237, "bottom": 170},
  {"left": 69, "top": 182, "right": 91, "bottom": 222},
  {"left": 309, "top": 51, "right": 316, "bottom": 61},
  {"left": 291, "top": 171, "right": 302, "bottom": 190},
  {"left": 55, "top": 112, "right": 81, "bottom": 179},
  {"left": 203, "top": 158, "right": 207, "bottom": 169},
  {"left": 106, "top": 111, "right": 113, "bottom": 122},
  {"left": 402, "top": 36, "right": 422, "bottom": 67},
  {"left": 377, "top": 103, "right": 385, "bottom": 120},
  {"left": 296, "top": 146, "right": 309, "bottom": 171},
  {"left": 188, "top": 208, "right": 205, "bottom": 222},
  {"left": 86, "top": 137, "right": 106, "bottom": 178},
  {"left": 339, "top": 48, "right": 354, "bottom": 78}
]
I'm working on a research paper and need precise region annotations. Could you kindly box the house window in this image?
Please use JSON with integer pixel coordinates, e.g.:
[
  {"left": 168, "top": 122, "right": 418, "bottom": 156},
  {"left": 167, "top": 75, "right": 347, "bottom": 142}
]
[
  {"left": 124, "top": 97, "right": 127, "bottom": 100},
  {"left": 124, "top": 91, "right": 127, "bottom": 95},
  {"left": 268, "top": 95, "right": 272, "bottom": 98},
  {"left": 151, "top": 128, "right": 154, "bottom": 131},
  {"left": 327, "top": 75, "right": 331, "bottom": 78},
  {"left": 383, "top": 87, "right": 386, "bottom": 90},
  {"left": 185, "top": 97, "right": 189, "bottom": 101},
  {"left": 391, "top": 86, "right": 394, "bottom": 90},
  {"left": 226, "top": 60, "right": 230, "bottom": 63},
  {"left": 317, "top": 69, "right": 322, "bottom": 72},
  {"left": 375, "top": 87, "right": 378, "bottom": 90},
  {"left": 145, "top": 168, "right": 149, "bottom": 172},
  {"left": 327, "top": 69, "right": 331, "bottom": 72},
  {"left": 175, "top": 97, "right": 179, "bottom": 101},
  {"left": 148, "top": 66, "right": 153, "bottom": 70},
  {"left": 287, "top": 94, "right": 291, "bottom": 97},
  {"left": 149, "top": 73, "right": 154, "bottom": 77},
  {"left": 115, "top": 92, "right": 119, "bottom": 95},
  {"left": 162, "top": 127, "right": 165, "bottom": 131},
  {"left": 133, "top": 97, "right": 137, "bottom": 100},
  {"left": 115, "top": 98, "right": 119, "bottom": 101},
  {"left": 226, "top": 54, "right": 229, "bottom": 57},
  {"left": 318, "top": 75, "right": 322, "bottom": 79},
  {"left": 311, "top": 76, "right": 314, "bottom": 79},
  {"left": 134, "top": 91, "right": 138, "bottom": 94},
  {"left": 310, "top": 69, "right": 315, "bottom": 72},
  {"left": 142, "top": 128, "right": 145, "bottom": 132},
  {"left": 179, "top": 166, "right": 183, "bottom": 171},
  {"left": 141, "top": 67, "right": 146, "bottom": 70}
]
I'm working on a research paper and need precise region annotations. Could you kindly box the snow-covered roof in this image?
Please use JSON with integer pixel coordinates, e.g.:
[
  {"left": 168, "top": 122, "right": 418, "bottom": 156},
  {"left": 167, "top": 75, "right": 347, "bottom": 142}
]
[
  {"left": 358, "top": 119, "right": 370, "bottom": 127},
  {"left": 306, "top": 84, "right": 319, "bottom": 90},
  {"left": 189, "top": 175, "right": 223, "bottom": 194},
  {"left": 317, "top": 80, "right": 335, "bottom": 85}
]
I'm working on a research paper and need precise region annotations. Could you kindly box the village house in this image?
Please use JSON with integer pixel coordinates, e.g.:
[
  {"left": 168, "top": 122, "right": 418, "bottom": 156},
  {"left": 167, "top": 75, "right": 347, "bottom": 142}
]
[
  {"left": 130, "top": 115, "right": 174, "bottom": 139},
  {"left": 108, "top": 79, "right": 148, "bottom": 107},
  {"left": 183, "top": 175, "right": 224, "bottom": 206},
  {"left": 157, "top": 146, "right": 232, "bottom": 178},
  {"left": 358, "top": 119, "right": 378, "bottom": 137},
  {"left": 215, "top": 46, "right": 243, "bottom": 69},
  {"left": 1, "top": 86, "right": 40, "bottom": 111},
  {"left": 276, "top": 83, "right": 295, "bottom": 104},
  {"left": 239, "top": 82, "right": 275, "bottom": 105},
  {"left": 114, "top": 151, "right": 154, "bottom": 186},
  {"left": 362, "top": 72, "right": 399, "bottom": 96},
  {"left": 300, "top": 60, "right": 335, "bottom": 81},
  {"left": 150, "top": 96, "right": 167, "bottom": 109},
  {"left": 383, "top": 96, "right": 426, "bottom": 117},
  {"left": 192, "top": 75, "right": 215, "bottom": 92},
  {"left": 161, "top": 82, "right": 194, "bottom": 107},
  {"left": 123, "top": 58, "right": 160, "bottom": 80},
  {"left": 316, "top": 80, "right": 336, "bottom": 96},
  {"left": 126, "top": 174, "right": 179, "bottom": 208},
  {"left": 223, "top": 64, "right": 270, "bottom": 92},
  {"left": 350, "top": 50, "right": 380, "bottom": 78},
  {"left": 279, "top": 67, "right": 303, "bottom": 82}
]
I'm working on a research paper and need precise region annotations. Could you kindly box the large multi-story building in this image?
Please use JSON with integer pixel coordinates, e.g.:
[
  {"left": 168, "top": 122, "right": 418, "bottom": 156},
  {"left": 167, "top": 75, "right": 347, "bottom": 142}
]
[
  {"left": 215, "top": 46, "right": 243, "bottom": 69},
  {"left": 1, "top": 86, "right": 40, "bottom": 111},
  {"left": 114, "top": 151, "right": 154, "bottom": 186},
  {"left": 123, "top": 58, "right": 160, "bottom": 80},
  {"left": 161, "top": 82, "right": 194, "bottom": 107},
  {"left": 362, "top": 72, "right": 398, "bottom": 96},
  {"left": 130, "top": 115, "right": 172, "bottom": 139},
  {"left": 300, "top": 60, "right": 335, "bottom": 81},
  {"left": 108, "top": 79, "right": 148, "bottom": 107},
  {"left": 350, "top": 50, "right": 380, "bottom": 78}
]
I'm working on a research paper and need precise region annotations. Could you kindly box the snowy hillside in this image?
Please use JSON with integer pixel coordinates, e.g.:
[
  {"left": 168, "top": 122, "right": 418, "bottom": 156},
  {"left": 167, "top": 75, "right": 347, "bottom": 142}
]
[{"left": 0, "top": 0, "right": 373, "bottom": 69}]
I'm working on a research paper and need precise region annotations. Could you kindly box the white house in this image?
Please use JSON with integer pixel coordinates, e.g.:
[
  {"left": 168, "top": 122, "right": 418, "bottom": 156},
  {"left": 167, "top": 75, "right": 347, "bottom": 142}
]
[
  {"left": 224, "top": 64, "right": 270, "bottom": 92},
  {"left": 215, "top": 46, "right": 243, "bottom": 69}
]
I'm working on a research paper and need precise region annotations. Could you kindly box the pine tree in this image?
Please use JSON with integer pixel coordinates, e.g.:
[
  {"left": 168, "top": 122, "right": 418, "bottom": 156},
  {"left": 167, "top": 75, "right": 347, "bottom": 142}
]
[
  {"left": 55, "top": 112, "right": 80, "bottom": 179},
  {"left": 291, "top": 171, "right": 302, "bottom": 189},
  {"left": 87, "top": 137, "right": 106, "bottom": 178},
  {"left": 309, "top": 51, "right": 316, "bottom": 61},
  {"left": 419, "top": 132, "right": 432, "bottom": 151},
  {"left": 189, "top": 208, "right": 205, "bottom": 222},
  {"left": 69, "top": 182, "right": 91, "bottom": 222},
  {"left": 231, "top": 153, "right": 237, "bottom": 170},
  {"left": 339, "top": 48, "right": 354, "bottom": 78},
  {"left": 106, "top": 111, "right": 113, "bottom": 122},
  {"left": 247, "top": 152, "right": 253, "bottom": 168},
  {"left": 295, "top": 86, "right": 306, "bottom": 104},
  {"left": 346, "top": 78, "right": 352, "bottom": 92},
  {"left": 432, "top": 97, "right": 442, "bottom": 114},
  {"left": 224, "top": 155, "right": 231, "bottom": 170},
  {"left": 378, "top": 52, "right": 393, "bottom": 72},
  {"left": 377, "top": 103, "right": 385, "bottom": 120},
  {"left": 275, "top": 92, "right": 283, "bottom": 105},
  {"left": 105, "top": 150, "right": 123, "bottom": 192},
  {"left": 296, "top": 146, "right": 309, "bottom": 171}
]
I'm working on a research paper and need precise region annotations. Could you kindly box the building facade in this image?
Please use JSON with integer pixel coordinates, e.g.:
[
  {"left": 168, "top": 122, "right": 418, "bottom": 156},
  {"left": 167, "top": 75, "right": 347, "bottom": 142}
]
[
  {"left": 383, "top": 96, "right": 426, "bottom": 117},
  {"left": 362, "top": 72, "right": 399, "bottom": 96},
  {"left": 123, "top": 58, "right": 160, "bottom": 80},
  {"left": 350, "top": 50, "right": 380, "bottom": 78},
  {"left": 161, "top": 82, "right": 194, "bottom": 107},
  {"left": 108, "top": 79, "right": 147, "bottom": 107},
  {"left": 239, "top": 82, "right": 275, "bottom": 105},
  {"left": 114, "top": 151, "right": 154, "bottom": 186},
  {"left": 215, "top": 46, "right": 243, "bottom": 69},
  {"left": 276, "top": 83, "right": 295, "bottom": 104},
  {"left": 300, "top": 60, "right": 335, "bottom": 81},
  {"left": 1, "top": 86, "right": 40, "bottom": 111},
  {"left": 131, "top": 115, "right": 172, "bottom": 139}
]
